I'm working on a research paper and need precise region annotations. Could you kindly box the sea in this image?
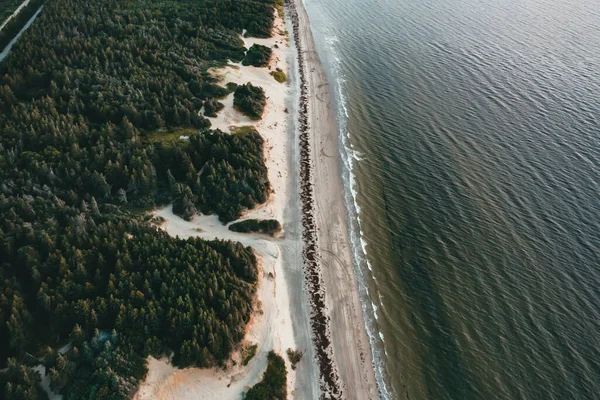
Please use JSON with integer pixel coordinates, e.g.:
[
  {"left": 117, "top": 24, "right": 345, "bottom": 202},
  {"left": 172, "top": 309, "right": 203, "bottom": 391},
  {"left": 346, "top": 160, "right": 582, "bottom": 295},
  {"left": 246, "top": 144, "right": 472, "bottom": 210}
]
[{"left": 301, "top": 0, "right": 600, "bottom": 398}]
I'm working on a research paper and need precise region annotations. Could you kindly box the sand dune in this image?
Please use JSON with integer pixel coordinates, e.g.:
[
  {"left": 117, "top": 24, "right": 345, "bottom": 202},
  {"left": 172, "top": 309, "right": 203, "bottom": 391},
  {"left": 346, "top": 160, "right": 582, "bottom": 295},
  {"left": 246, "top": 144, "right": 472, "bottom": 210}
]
[{"left": 134, "top": 206, "right": 296, "bottom": 400}]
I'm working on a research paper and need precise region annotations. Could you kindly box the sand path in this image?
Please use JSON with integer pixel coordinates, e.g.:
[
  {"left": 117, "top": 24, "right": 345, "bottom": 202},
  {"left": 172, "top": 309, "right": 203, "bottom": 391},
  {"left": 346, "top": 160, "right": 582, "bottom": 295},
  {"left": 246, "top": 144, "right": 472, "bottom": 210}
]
[{"left": 0, "top": 3, "right": 43, "bottom": 62}]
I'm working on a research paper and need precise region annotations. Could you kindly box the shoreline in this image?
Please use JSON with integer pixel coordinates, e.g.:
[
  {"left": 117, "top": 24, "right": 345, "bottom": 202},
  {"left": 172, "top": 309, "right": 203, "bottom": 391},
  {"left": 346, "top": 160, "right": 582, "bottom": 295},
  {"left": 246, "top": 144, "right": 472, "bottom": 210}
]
[{"left": 289, "top": 0, "right": 379, "bottom": 398}]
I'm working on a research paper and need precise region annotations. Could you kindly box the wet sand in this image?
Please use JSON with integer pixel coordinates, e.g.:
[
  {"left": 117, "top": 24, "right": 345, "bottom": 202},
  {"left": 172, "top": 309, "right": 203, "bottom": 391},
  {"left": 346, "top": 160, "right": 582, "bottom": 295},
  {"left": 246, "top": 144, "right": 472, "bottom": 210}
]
[{"left": 289, "top": 0, "right": 379, "bottom": 398}]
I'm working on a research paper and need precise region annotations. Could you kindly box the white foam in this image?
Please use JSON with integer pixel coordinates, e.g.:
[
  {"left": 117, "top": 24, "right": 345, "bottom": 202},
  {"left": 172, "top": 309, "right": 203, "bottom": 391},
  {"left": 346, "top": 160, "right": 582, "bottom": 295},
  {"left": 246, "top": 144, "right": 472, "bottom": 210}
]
[{"left": 317, "top": 28, "right": 394, "bottom": 400}]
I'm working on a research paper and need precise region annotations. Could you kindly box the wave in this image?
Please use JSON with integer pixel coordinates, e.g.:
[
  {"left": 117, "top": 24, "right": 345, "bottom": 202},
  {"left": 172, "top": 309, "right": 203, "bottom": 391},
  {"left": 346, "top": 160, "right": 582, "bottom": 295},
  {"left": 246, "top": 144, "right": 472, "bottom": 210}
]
[{"left": 319, "top": 31, "right": 395, "bottom": 400}]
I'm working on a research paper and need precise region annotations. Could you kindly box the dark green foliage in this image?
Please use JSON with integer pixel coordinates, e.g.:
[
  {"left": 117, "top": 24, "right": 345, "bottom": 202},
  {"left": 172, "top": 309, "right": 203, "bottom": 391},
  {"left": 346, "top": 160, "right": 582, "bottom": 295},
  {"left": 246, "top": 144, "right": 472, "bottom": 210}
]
[
  {"left": 0, "top": 0, "right": 239, "bottom": 132},
  {"left": 0, "top": 359, "right": 47, "bottom": 400},
  {"left": 226, "top": 82, "right": 239, "bottom": 92},
  {"left": 0, "top": 0, "right": 279, "bottom": 395},
  {"left": 0, "top": 0, "right": 271, "bottom": 220},
  {"left": 206, "top": 0, "right": 278, "bottom": 38},
  {"left": 0, "top": 195, "right": 259, "bottom": 394},
  {"left": 158, "top": 130, "right": 270, "bottom": 222},
  {"left": 242, "top": 44, "right": 272, "bottom": 67},
  {"left": 0, "top": 0, "right": 22, "bottom": 21},
  {"left": 172, "top": 184, "right": 198, "bottom": 220},
  {"left": 229, "top": 219, "right": 281, "bottom": 235},
  {"left": 48, "top": 331, "right": 146, "bottom": 400},
  {"left": 234, "top": 83, "right": 267, "bottom": 119},
  {"left": 204, "top": 98, "right": 225, "bottom": 117},
  {"left": 245, "top": 351, "right": 287, "bottom": 400},
  {"left": 286, "top": 348, "right": 302, "bottom": 370}
]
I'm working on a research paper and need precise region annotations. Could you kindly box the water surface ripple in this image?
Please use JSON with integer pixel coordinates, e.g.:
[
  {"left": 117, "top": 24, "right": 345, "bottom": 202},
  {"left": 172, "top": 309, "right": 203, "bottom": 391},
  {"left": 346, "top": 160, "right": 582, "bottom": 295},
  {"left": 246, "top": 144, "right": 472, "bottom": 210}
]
[{"left": 303, "top": 0, "right": 600, "bottom": 398}]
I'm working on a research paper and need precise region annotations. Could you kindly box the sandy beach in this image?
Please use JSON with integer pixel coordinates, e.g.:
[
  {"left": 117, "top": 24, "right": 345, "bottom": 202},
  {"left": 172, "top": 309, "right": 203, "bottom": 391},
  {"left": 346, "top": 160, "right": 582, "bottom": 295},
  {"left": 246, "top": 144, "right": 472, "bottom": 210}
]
[{"left": 290, "top": 0, "right": 379, "bottom": 398}]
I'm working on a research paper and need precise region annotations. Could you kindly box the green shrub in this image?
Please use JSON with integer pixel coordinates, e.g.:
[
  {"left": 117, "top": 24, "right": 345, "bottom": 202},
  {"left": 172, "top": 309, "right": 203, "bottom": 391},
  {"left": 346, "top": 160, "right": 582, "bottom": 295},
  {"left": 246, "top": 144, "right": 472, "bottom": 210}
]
[
  {"left": 226, "top": 82, "right": 239, "bottom": 92},
  {"left": 204, "top": 98, "right": 225, "bottom": 117},
  {"left": 229, "top": 219, "right": 282, "bottom": 235},
  {"left": 242, "top": 344, "right": 258, "bottom": 366},
  {"left": 270, "top": 70, "right": 287, "bottom": 83},
  {"left": 245, "top": 351, "right": 287, "bottom": 400},
  {"left": 286, "top": 348, "right": 303, "bottom": 370}
]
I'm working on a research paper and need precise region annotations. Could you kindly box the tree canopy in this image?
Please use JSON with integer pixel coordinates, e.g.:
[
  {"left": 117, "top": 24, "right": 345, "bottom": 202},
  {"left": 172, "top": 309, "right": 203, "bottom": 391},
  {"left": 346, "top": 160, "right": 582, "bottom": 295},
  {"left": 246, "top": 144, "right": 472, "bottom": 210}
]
[
  {"left": 0, "top": 0, "right": 279, "bottom": 397},
  {"left": 242, "top": 44, "right": 273, "bottom": 67},
  {"left": 233, "top": 82, "right": 267, "bottom": 119},
  {"left": 229, "top": 219, "right": 282, "bottom": 235},
  {"left": 245, "top": 351, "right": 287, "bottom": 400}
]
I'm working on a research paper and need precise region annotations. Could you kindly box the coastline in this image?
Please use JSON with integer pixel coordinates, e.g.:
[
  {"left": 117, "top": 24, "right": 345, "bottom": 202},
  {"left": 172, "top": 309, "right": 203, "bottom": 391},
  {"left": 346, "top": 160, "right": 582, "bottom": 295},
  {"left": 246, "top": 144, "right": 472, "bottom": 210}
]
[{"left": 289, "top": 0, "right": 379, "bottom": 398}]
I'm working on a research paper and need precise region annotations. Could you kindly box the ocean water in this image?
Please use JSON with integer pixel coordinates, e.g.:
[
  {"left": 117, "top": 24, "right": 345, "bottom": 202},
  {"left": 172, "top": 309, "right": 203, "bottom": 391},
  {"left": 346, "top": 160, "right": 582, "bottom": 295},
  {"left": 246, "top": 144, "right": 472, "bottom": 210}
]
[{"left": 302, "top": 0, "right": 600, "bottom": 398}]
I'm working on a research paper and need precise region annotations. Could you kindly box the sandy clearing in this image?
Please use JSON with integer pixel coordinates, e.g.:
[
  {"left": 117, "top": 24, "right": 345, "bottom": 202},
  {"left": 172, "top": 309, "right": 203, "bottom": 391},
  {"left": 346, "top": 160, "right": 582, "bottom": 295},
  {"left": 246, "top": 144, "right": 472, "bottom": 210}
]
[
  {"left": 205, "top": 11, "right": 290, "bottom": 135},
  {"left": 134, "top": 9, "right": 304, "bottom": 400}
]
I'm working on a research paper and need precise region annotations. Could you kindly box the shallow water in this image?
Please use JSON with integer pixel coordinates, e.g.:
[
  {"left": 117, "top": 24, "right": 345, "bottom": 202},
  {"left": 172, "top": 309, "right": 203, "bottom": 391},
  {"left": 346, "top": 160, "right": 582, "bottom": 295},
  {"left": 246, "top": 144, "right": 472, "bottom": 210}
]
[{"left": 303, "top": 0, "right": 600, "bottom": 398}]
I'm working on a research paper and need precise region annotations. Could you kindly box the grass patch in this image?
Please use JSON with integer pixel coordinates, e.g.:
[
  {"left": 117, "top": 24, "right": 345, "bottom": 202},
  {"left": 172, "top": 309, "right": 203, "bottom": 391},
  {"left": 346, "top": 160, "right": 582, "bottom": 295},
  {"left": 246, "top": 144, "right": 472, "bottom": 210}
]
[
  {"left": 270, "top": 70, "right": 287, "bottom": 83},
  {"left": 230, "top": 125, "right": 259, "bottom": 135},
  {"left": 145, "top": 127, "right": 202, "bottom": 145},
  {"left": 242, "top": 44, "right": 272, "bottom": 67},
  {"left": 274, "top": 0, "right": 284, "bottom": 19},
  {"left": 242, "top": 343, "right": 258, "bottom": 366}
]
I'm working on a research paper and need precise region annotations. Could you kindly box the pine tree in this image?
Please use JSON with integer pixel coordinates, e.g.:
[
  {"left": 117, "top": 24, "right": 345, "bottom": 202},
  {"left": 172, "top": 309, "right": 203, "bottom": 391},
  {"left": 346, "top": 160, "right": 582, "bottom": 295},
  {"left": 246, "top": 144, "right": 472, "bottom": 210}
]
[
  {"left": 116, "top": 188, "right": 127, "bottom": 204},
  {"left": 90, "top": 197, "right": 100, "bottom": 216}
]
